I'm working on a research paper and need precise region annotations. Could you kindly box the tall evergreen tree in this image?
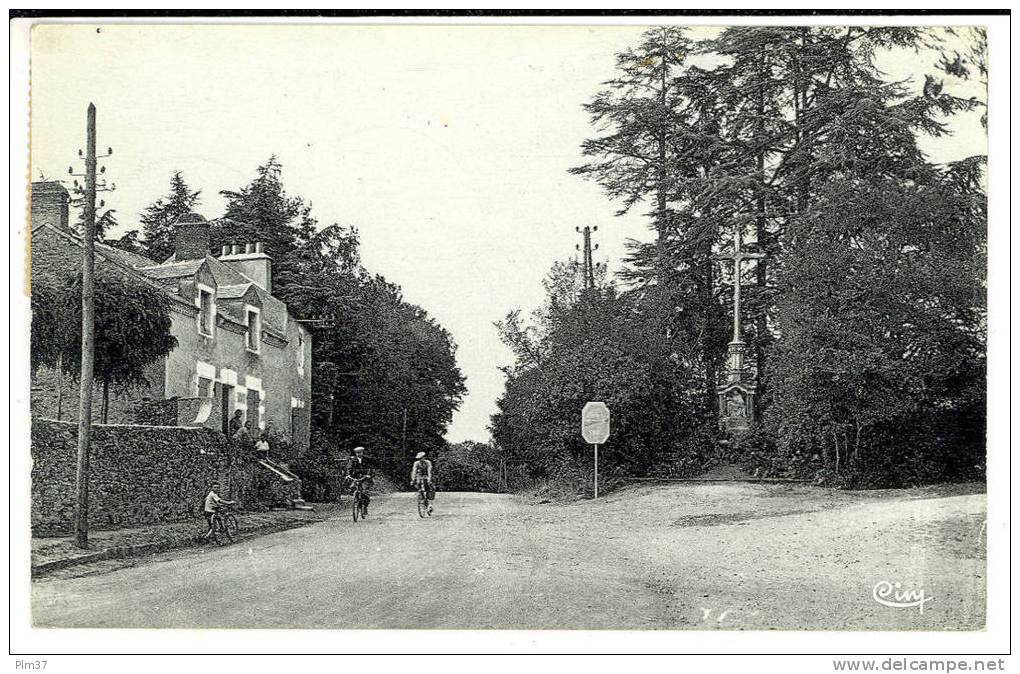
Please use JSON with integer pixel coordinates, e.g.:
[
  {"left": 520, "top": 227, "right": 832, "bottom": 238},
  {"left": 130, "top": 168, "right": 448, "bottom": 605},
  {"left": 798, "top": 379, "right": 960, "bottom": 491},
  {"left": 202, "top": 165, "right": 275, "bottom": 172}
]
[
  {"left": 561, "top": 26, "right": 987, "bottom": 487},
  {"left": 573, "top": 27, "right": 731, "bottom": 416},
  {"left": 214, "top": 157, "right": 466, "bottom": 484},
  {"left": 140, "top": 171, "right": 201, "bottom": 261},
  {"left": 571, "top": 26, "right": 694, "bottom": 283}
]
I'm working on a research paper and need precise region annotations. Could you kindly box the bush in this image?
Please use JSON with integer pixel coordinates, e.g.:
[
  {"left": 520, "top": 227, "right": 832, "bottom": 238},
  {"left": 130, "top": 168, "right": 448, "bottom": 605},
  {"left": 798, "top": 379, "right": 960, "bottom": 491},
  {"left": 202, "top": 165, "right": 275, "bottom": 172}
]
[
  {"left": 291, "top": 430, "right": 348, "bottom": 502},
  {"left": 436, "top": 441, "right": 502, "bottom": 493}
]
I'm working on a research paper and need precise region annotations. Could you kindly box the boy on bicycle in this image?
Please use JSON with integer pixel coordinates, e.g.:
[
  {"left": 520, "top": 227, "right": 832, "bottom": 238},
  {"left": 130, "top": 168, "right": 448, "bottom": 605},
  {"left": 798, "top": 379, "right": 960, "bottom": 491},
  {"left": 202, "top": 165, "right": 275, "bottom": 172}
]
[
  {"left": 202, "top": 481, "right": 235, "bottom": 540},
  {"left": 410, "top": 451, "right": 434, "bottom": 514}
]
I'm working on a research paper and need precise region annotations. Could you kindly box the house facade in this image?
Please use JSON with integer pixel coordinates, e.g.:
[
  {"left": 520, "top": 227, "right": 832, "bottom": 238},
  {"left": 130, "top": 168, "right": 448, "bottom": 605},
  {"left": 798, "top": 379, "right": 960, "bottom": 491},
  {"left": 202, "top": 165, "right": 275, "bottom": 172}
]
[{"left": 29, "top": 181, "right": 313, "bottom": 455}]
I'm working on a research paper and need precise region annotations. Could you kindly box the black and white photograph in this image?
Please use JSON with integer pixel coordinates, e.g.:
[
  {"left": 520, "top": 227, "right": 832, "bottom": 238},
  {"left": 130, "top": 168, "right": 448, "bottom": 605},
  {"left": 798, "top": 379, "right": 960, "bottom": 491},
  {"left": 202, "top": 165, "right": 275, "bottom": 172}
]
[{"left": 8, "top": 9, "right": 1011, "bottom": 663}]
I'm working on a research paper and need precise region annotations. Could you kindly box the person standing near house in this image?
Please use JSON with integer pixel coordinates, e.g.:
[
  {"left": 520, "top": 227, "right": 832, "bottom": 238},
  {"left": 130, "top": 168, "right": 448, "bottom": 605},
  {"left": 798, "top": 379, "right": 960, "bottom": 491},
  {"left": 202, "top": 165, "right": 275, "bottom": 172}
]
[
  {"left": 233, "top": 420, "right": 255, "bottom": 451},
  {"left": 254, "top": 431, "right": 271, "bottom": 459},
  {"left": 228, "top": 409, "right": 244, "bottom": 438}
]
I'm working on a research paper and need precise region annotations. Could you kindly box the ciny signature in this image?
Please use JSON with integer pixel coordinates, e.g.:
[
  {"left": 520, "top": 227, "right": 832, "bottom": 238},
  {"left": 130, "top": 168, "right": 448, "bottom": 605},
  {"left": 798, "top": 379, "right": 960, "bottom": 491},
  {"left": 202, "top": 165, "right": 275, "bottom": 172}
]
[{"left": 873, "top": 580, "right": 932, "bottom": 614}]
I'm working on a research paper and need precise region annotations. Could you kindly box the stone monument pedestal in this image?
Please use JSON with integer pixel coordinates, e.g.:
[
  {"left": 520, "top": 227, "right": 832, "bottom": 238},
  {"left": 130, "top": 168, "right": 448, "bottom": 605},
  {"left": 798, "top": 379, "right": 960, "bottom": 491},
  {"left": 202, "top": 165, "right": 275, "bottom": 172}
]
[{"left": 717, "top": 340, "right": 756, "bottom": 435}]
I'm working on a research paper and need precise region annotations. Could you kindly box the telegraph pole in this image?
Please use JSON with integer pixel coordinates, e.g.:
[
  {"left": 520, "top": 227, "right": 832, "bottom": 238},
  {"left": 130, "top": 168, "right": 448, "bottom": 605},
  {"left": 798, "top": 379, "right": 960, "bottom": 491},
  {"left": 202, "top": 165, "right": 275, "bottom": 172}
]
[
  {"left": 575, "top": 225, "right": 599, "bottom": 291},
  {"left": 73, "top": 103, "right": 98, "bottom": 549},
  {"left": 401, "top": 407, "right": 408, "bottom": 456}
]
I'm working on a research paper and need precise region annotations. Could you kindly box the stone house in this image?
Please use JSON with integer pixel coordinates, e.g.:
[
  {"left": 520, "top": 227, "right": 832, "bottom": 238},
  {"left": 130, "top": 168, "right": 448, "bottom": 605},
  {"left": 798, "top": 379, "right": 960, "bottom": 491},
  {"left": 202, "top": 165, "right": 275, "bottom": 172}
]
[{"left": 29, "top": 181, "right": 313, "bottom": 456}]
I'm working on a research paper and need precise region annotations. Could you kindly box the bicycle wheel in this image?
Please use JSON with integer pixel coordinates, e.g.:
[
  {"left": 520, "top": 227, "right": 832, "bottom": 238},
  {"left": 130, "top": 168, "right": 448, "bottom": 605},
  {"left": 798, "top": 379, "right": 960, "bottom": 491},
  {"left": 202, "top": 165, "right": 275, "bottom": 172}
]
[
  {"left": 417, "top": 491, "right": 427, "bottom": 518},
  {"left": 224, "top": 513, "right": 239, "bottom": 539},
  {"left": 352, "top": 493, "right": 361, "bottom": 522}
]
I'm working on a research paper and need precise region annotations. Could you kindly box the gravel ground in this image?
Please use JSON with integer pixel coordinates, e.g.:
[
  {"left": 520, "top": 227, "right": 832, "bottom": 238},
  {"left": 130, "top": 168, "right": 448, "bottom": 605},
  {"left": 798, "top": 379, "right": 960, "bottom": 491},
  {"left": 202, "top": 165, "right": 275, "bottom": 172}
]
[{"left": 31, "top": 482, "right": 985, "bottom": 630}]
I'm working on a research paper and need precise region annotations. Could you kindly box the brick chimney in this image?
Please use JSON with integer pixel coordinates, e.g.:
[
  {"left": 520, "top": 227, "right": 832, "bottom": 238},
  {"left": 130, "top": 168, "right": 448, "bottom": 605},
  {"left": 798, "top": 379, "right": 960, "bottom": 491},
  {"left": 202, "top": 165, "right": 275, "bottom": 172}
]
[
  {"left": 30, "top": 181, "right": 70, "bottom": 231},
  {"left": 172, "top": 212, "right": 211, "bottom": 261},
  {"left": 218, "top": 241, "right": 272, "bottom": 292}
]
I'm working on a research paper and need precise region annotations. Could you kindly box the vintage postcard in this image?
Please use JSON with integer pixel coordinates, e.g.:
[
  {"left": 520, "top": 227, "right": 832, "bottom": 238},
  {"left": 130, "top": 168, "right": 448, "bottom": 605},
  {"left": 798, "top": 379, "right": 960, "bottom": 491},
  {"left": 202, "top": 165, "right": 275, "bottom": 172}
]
[{"left": 9, "top": 10, "right": 1010, "bottom": 662}]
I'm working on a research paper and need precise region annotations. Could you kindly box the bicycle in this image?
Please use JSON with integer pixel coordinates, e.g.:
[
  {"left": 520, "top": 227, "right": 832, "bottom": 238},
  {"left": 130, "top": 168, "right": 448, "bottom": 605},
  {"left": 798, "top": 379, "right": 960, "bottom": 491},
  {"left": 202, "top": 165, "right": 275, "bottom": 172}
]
[
  {"left": 416, "top": 481, "right": 433, "bottom": 518},
  {"left": 348, "top": 474, "right": 372, "bottom": 522},
  {"left": 207, "top": 503, "right": 239, "bottom": 544}
]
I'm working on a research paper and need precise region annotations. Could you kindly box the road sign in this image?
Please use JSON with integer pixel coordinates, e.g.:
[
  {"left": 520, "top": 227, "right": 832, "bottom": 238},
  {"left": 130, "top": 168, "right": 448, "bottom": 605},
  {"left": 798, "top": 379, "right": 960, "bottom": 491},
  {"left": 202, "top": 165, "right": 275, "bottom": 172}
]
[
  {"left": 582, "top": 402, "right": 610, "bottom": 499},
  {"left": 581, "top": 401, "right": 610, "bottom": 444}
]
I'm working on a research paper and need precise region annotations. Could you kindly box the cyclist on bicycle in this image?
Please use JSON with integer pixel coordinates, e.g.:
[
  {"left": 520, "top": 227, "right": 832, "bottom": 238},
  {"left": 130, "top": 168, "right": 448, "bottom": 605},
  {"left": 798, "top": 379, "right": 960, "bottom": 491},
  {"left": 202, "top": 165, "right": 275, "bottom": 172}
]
[
  {"left": 346, "top": 446, "right": 373, "bottom": 514},
  {"left": 202, "top": 480, "right": 236, "bottom": 540},
  {"left": 410, "top": 451, "right": 434, "bottom": 515}
]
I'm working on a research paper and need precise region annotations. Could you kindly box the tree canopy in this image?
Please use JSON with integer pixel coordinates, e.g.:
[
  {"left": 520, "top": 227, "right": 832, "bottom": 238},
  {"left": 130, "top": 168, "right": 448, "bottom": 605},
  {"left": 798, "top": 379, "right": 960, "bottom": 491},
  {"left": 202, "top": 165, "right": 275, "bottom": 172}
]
[
  {"left": 150, "top": 157, "right": 470, "bottom": 483},
  {"left": 31, "top": 269, "right": 179, "bottom": 422},
  {"left": 498, "top": 26, "right": 986, "bottom": 490},
  {"left": 139, "top": 171, "right": 202, "bottom": 261}
]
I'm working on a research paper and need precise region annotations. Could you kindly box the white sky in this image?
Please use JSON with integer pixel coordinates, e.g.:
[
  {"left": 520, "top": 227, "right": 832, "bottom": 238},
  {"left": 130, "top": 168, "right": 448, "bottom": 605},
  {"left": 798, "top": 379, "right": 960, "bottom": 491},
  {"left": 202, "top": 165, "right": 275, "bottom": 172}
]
[{"left": 29, "top": 24, "right": 986, "bottom": 443}]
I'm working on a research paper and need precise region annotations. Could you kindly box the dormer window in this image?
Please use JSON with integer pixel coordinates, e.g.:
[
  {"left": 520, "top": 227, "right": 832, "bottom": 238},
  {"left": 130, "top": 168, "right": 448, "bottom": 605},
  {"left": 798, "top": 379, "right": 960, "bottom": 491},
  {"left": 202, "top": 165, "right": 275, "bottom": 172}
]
[
  {"left": 197, "top": 285, "right": 216, "bottom": 337},
  {"left": 246, "top": 306, "right": 261, "bottom": 353}
]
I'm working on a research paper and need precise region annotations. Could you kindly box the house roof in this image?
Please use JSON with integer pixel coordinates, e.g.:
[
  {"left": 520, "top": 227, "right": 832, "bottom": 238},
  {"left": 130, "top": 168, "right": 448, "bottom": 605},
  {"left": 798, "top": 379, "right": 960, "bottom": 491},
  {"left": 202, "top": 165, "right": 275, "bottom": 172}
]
[
  {"left": 140, "top": 254, "right": 289, "bottom": 337},
  {"left": 97, "top": 243, "right": 160, "bottom": 271},
  {"left": 138, "top": 258, "right": 206, "bottom": 280},
  {"left": 217, "top": 283, "right": 255, "bottom": 300},
  {"left": 32, "top": 222, "right": 190, "bottom": 306},
  {"left": 32, "top": 222, "right": 298, "bottom": 342}
]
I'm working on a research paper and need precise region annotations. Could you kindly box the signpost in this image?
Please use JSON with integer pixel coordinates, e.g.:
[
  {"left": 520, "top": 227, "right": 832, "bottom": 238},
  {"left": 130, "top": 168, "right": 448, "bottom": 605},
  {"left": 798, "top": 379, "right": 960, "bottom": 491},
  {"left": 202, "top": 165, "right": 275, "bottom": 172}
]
[{"left": 581, "top": 401, "right": 610, "bottom": 498}]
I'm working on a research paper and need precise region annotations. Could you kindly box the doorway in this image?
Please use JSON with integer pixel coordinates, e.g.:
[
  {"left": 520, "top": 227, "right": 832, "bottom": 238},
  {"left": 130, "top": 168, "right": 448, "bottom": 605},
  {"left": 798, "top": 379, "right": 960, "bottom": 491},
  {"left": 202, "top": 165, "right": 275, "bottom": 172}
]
[{"left": 221, "top": 384, "right": 233, "bottom": 435}]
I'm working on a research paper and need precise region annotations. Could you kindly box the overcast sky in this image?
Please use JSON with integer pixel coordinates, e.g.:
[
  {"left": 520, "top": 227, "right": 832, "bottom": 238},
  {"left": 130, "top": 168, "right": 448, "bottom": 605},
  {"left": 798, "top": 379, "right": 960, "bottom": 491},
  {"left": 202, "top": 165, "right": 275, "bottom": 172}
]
[{"left": 29, "top": 23, "right": 985, "bottom": 443}]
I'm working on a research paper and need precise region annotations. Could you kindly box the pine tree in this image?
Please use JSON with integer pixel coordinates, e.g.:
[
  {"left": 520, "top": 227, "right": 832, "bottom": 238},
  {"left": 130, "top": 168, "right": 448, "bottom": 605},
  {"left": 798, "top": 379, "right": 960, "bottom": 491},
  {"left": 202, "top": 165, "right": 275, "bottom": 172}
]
[
  {"left": 571, "top": 26, "right": 695, "bottom": 283},
  {"left": 573, "top": 27, "right": 731, "bottom": 417},
  {"left": 140, "top": 171, "right": 201, "bottom": 261},
  {"left": 566, "top": 26, "right": 987, "bottom": 486}
]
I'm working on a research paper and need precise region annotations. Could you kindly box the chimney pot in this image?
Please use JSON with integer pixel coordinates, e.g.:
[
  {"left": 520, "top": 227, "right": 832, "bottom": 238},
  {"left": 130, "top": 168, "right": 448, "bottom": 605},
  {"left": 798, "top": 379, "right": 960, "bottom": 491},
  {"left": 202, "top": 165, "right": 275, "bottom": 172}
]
[
  {"left": 246, "top": 243, "right": 254, "bottom": 254},
  {"left": 231, "top": 244, "right": 241, "bottom": 255},
  {"left": 220, "top": 245, "right": 230, "bottom": 257},
  {"left": 255, "top": 242, "right": 264, "bottom": 253}
]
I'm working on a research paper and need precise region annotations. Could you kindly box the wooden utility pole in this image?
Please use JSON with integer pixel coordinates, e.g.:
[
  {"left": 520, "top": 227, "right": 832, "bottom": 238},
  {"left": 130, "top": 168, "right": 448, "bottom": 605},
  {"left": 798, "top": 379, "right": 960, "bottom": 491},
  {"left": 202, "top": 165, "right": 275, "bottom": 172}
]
[
  {"left": 401, "top": 407, "right": 408, "bottom": 456},
  {"left": 73, "top": 103, "right": 98, "bottom": 549},
  {"left": 575, "top": 225, "right": 598, "bottom": 291}
]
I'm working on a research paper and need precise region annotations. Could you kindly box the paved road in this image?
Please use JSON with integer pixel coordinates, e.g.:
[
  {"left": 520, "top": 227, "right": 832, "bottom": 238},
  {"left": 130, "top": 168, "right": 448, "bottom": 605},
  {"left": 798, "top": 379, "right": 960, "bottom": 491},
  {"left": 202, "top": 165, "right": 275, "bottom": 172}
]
[{"left": 32, "top": 485, "right": 986, "bottom": 630}]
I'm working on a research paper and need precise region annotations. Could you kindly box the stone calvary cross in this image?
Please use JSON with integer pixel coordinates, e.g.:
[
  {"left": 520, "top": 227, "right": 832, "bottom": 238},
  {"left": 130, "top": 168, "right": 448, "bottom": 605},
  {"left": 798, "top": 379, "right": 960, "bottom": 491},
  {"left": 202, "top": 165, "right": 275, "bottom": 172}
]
[{"left": 712, "top": 223, "right": 765, "bottom": 435}]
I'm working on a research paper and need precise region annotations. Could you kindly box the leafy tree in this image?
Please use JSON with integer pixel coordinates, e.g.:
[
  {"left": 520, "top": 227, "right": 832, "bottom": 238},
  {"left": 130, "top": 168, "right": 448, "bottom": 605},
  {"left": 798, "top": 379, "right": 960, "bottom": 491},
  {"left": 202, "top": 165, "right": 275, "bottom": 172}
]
[
  {"left": 559, "top": 26, "right": 987, "bottom": 487},
  {"left": 212, "top": 157, "right": 467, "bottom": 485},
  {"left": 33, "top": 270, "right": 179, "bottom": 423},
  {"left": 214, "top": 156, "right": 315, "bottom": 276},
  {"left": 140, "top": 171, "right": 202, "bottom": 261},
  {"left": 105, "top": 229, "right": 146, "bottom": 256},
  {"left": 491, "top": 260, "right": 713, "bottom": 490},
  {"left": 30, "top": 280, "right": 64, "bottom": 375},
  {"left": 758, "top": 158, "right": 986, "bottom": 485},
  {"left": 438, "top": 441, "right": 503, "bottom": 492}
]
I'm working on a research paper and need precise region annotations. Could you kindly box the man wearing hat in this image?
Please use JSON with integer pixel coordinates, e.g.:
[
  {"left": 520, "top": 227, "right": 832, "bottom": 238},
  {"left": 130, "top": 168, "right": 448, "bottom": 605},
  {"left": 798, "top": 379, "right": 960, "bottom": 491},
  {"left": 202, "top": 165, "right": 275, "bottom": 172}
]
[
  {"left": 345, "top": 446, "right": 373, "bottom": 513},
  {"left": 410, "top": 451, "right": 434, "bottom": 514}
]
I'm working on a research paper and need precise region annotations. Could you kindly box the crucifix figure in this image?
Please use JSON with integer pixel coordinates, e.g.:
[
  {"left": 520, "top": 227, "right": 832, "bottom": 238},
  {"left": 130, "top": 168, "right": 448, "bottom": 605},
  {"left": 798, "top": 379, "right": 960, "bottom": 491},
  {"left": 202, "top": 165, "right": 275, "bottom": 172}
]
[{"left": 713, "top": 223, "right": 765, "bottom": 347}]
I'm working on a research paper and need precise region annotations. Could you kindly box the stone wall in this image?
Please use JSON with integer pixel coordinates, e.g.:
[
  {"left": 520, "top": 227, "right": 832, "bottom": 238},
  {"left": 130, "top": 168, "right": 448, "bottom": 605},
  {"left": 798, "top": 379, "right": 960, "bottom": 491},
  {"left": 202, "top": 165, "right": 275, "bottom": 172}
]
[{"left": 31, "top": 418, "right": 272, "bottom": 535}]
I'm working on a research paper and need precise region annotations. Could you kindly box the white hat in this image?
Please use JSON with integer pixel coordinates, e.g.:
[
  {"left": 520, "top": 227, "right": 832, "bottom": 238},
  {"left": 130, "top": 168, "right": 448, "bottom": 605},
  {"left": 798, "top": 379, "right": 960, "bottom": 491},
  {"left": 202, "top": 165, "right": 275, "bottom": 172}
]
[
  {"left": 415, "top": 451, "right": 426, "bottom": 459},
  {"left": 354, "top": 446, "right": 365, "bottom": 453}
]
